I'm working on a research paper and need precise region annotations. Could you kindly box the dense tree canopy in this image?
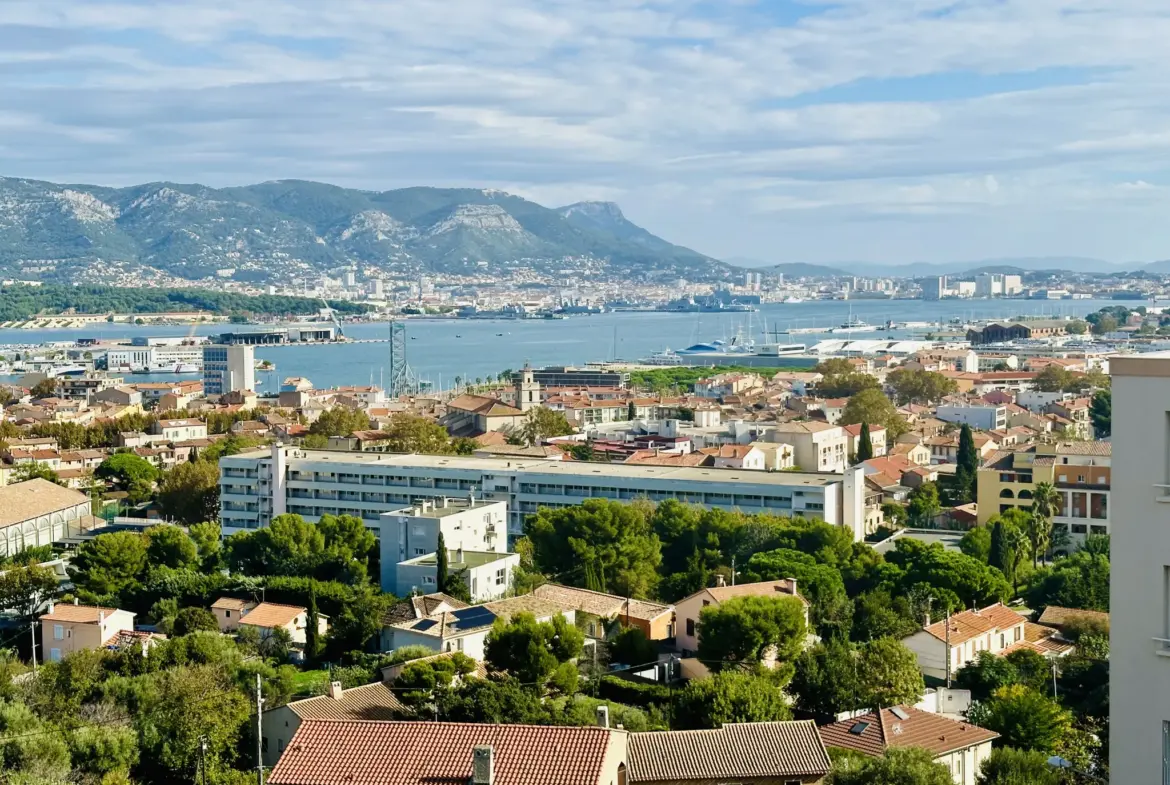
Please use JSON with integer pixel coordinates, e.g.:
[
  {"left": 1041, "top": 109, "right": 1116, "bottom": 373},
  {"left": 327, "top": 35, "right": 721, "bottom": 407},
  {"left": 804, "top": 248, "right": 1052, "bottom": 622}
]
[
  {"left": 157, "top": 459, "right": 220, "bottom": 525},
  {"left": 887, "top": 368, "right": 959, "bottom": 405},
  {"left": 673, "top": 669, "right": 793, "bottom": 730},
  {"left": 309, "top": 406, "right": 373, "bottom": 437},
  {"left": 697, "top": 595, "right": 807, "bottom": 672},
  {"left": 839, "top": 388, "right": 909, "bottom": 438},
  {"left": 829, "top": 747, "right": 954, "bottom": 785},
  {"left": 968, "top": 685, "right": 1072, "bottom": 753}
]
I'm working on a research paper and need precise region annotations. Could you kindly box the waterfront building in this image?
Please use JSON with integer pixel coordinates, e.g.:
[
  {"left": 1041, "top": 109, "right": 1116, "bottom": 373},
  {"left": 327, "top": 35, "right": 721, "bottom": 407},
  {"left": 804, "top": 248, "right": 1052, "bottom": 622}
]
[
  {"left": 202, "top": 345, "right": 255, "bottom": 396},
  {"left": 219, "top": 445, "right": 866, "bottom": 540},
  {"left": 513, "top": 365, "right": 629, "bottom": 389}
]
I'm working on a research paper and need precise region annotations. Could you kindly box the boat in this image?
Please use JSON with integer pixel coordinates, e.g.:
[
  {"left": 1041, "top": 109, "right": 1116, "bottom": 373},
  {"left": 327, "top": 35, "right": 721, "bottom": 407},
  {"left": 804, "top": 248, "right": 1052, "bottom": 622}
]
[
  {"left": 638, "top": 349, "right": 685, "bottom": 366},
  {"left": 173, "top": 363, "right": 199, "bottom": 374},
  {"left": 828, "top": 313, "right": 880, "bottom": 334},
  {"left": 782, "top": 296, "right": 805, "bottom": 304}
]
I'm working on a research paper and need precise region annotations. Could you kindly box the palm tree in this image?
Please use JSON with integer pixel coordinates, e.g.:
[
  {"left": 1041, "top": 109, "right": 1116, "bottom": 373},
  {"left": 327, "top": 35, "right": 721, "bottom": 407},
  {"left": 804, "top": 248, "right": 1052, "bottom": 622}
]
[{"left": 1029, "top": 481, "right": 1060, "bottom": 566}]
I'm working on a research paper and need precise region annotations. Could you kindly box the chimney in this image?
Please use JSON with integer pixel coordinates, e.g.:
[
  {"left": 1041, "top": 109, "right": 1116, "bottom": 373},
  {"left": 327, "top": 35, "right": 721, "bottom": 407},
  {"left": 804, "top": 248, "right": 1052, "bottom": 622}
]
[
  {"left": 73, "top": 597, "right": 79, "bottom": 605},
  {"left": 596, "top": 705, "right": 610, "bottom": 729},
  {"left": 924, "top": 610, "right": 932, "bottom": 628},
  {"left": 456, "top": 547, "right": 464, "bottom": 564},
  {"left": 329, "top": 681, "right": 344, "bottom": 700},
  {"left": 472, "top": 746, "right": 494, "bottom": 785},
  {"left": 715, "top": 574, "right": 726, "bottom": 588},
  {"left": 787, "top": 578, "right": 797, "bottom": 598},
  {"left": 47, "top": 600, "right": 55, "bottom": 614}
]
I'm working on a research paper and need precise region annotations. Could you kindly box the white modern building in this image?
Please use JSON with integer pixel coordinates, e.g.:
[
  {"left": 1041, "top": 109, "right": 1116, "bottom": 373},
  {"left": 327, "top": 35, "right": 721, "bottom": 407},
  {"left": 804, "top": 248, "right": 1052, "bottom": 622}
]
[
  {"left": 1110, "top": 353, "right": 1170, "bottom": 783},
  {"left": 935, "top": 403, "right": 1007, "bottom": 432},
  {"left": 202, "top": 344, "right": 255, "bottom": 396},
  {"left": 379, "top": 499, "right": 514, "bottom": 601},
  {"left": 219, "top": 445, "right": 868, "bottom": 541}
]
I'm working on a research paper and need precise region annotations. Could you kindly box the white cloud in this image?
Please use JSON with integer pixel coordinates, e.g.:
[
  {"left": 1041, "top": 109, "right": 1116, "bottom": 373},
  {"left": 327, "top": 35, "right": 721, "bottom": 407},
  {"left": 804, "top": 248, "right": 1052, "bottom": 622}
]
[{"left": 1, "top": 0, "right": 1170, "bottom": 262}]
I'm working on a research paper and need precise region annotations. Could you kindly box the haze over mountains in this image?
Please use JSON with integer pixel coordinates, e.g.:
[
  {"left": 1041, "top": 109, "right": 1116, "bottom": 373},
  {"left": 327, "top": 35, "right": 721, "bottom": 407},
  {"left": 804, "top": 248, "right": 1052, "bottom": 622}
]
[
  {"left": 738, "top": 257, "right": 1167, "bottom": 278},
  {"left": 0, "top": 177, "right": 726, "bottom": 284}
]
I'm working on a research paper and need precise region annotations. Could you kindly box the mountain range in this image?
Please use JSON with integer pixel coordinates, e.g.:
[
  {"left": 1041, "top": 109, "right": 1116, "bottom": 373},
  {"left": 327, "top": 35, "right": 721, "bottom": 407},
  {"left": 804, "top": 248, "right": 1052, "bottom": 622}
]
[
  {"left": 0, "top": 177, "right": 726, "bottom": 284},
  {"left": 759, "top": 256, "right": 1168, "bottom": 278}
]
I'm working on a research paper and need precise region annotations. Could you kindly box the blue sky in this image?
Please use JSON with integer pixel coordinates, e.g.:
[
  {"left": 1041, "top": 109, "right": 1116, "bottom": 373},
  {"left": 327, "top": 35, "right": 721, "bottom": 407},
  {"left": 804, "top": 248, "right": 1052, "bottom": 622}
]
[{"left": 2, "top": 0, "right": 1170, "bottom": 265}]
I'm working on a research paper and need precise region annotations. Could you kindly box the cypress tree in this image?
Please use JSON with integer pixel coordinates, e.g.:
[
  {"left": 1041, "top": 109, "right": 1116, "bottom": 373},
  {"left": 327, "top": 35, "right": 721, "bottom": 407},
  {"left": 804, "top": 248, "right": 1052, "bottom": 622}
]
[
  {"left": 989, "top": 520, "right": 1014, "bottom": 586},
  {"left": 436, "top": 532, "right": 449, "bottom": 594},
  {"left": 857, "top": 421, "right": 874, "bottom": 462},
  {"left": 955, "top": 424, "right": 978, "bottom": 502},
  {"left": 627, "top": 400, "right": 637, "bottom": 421},
  {"left": 305, "top": 581, "right": 320, "bottom": 666}
]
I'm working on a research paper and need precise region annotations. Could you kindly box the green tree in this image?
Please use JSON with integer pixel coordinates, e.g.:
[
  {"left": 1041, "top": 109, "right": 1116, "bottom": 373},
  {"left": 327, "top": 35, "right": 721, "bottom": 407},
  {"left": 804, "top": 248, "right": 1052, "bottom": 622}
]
[
  {"left": 1089, "top": 389, "right": 1110, "bottom": 437},
  {"left": 608, "top": 625, "right": 657, "bottom": 667},
  {"left": 1090, "top": 313, "right": 1118, "bottom": 335},
  {"left": 1032, "top": 364, "right": 1073, "bottom": 392},
  {"left": 959, "top": 525, "right": 992, "bottom": 563},
  {"left": 29, "top": 378, "right": 58, "bottom": 399},
  {"left": 856, "top": 422, "right": 873, "bottom": 462},
  {"left": 510, "top": 406, "right": 575, "bottom": 446},
  {"left": 887, "top": 368, "right": 959, "bottom": 405},
  {"left": 850, "top": 590, "right": 921, "bottom": 642},
  {"left": 745, "top": 548, "right": 853, "bottom": 639},
  {"left": 839, "top": 388, "right": 909, "bottom": 438},
  {"left": 381, "top": 413, "right": 455, "bottom": 454},
  {"left": 856, "top": 637, "right": 925, "bottom": 708},
  {"left": 157, "top": 460, "right": 220, "bottom": 525},
  {"left": 171, "top": 606, "right": 219, "bottom": 636},
  {"left": 697, "top": 595, "right": 807, "bottom": 672},
  {"left": 395, "top": 652, "right": 477, "bottom": 716},
  {"left": 967, "top": 684, "right": 1072, "bottom": 752},
  {"left": 145, "top": 524, "right": 199, "bottom": 570},
  {"left": 188, "top": 521, "right": 223, "bottom": 572},
  {"left": 673, "top": 669, "right": 792, "bottom": 729},
  {"left": 95, "top": 452, "right": 160, "bottom": 490},
  {"left": 956, "top": 651, "right": 1024, "bottom": 702},
  {"left": 976, "top": 747, "right": 1062, "bottom": 785},
  {"left": 0, "top": 563, "right": 59, "bottom": 619},
  {"left": 791, "top": 638, "right": 862, "bottom": 717},
  {"left": 627, "top": 400, "right": 637, "bottom": 420},
  {"left": 829, "top": 747, "right": 954, "bottom": 785},
  {"left": 301, "top": 432, "right": 329, "bottom": 449},
  {"left": 305, "top": 582, "right": 321, "bottom": 666},
  {"left": 816, "top": 372, "right": 880, "bottom": 399},
  {"left": 989, "top": 514, "right": 1026, "bottom": 587},
  {"left": 1065, "top": 320, "right": 1088, "bottom": 336},
  {"left": 906, "top": 482, "right": 941, "bottom": 527},
  {"left": 0, "top": 700, "right": 71, "bottom": 781},
  {"left": 69, "top": 531, "right": 149, "bottom": 596},
  {"left": 525, "top": 498, "right": 662, "bottom": 598},
  {"left": 881, "top": 502, "right": 907, "bottom": 529},
  {"left": 484, "top": 612, "right": 583, "bottom": 685},
  {"left": 436, "top": 532, "right": 450, "bottom": 594},
  {"left": 954, "top": 424, "right": 978, "bottom": 503},
  {"left": 67, "top": 724, "right": 139, "bottom": 779},
  {"left": 226, "top": 513, "right": 324, "bottom": 577},
  {"left": 1027, "top": 482, "right": 1059, "bottom": 566},
  {"left": 1024, "top": 551, "right": 1109, "bottom": 612},
  {"left": 309, "top": 407, "right": 372, "bottom": 437},
  {"left": 9, "top": 461, "right": 64, "bottom": 486}
]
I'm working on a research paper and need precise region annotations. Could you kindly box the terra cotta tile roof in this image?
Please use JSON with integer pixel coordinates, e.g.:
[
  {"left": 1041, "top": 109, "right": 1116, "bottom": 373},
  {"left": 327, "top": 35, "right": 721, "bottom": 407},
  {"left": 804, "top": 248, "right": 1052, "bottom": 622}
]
[
  {"left": 268, "top": 720, "right": 616, "bottom": 785},
  {"left": 628, "top": 721, "right": 829, "bottom": 782},
  {"left": 819, "top": 706, "right": 998, "bottom": 758}
]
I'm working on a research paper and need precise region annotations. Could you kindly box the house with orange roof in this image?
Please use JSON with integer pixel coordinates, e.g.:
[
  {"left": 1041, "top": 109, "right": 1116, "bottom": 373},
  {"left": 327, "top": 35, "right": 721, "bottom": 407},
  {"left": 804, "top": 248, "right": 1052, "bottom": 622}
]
[
  {"left": 238, "top": 602, "right": 328, "bottom": 649},
  {"left": 39, "top": 601, "right": 136, "bottom": 663},
  {"left": 696, "top": 443, "right": 766, "bottom": 470},
  {"left": 901, "top": 603, "right": 1027, "bottom": 681},
  {"left": 442, "top": 394, "right": 526, "bottom": 436},
  {"left": 842, "top": 422, "right": 887, "bottom": 458}
]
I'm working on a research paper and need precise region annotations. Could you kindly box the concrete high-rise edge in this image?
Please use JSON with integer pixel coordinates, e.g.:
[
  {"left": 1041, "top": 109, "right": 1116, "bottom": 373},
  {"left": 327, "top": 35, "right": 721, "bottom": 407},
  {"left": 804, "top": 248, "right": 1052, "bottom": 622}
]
[
  {"left": 201, "top": 344, "right": 255, "bottom": 396},
  {"left": 1110, "top": 353, "right": 1170, "bottom": 782}
]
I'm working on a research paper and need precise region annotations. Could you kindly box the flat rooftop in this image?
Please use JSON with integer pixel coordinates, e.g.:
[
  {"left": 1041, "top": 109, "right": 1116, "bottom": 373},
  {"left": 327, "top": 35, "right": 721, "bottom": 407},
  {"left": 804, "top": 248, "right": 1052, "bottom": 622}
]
[
  {"left": 384, "top": 499, "right": 503, "bottom": 519},
  {"left": 228, "top": 448, "right": 843, "bottom": 488},
  {"left": 401, "top": 549, "right": 512, "bottom": 568}
]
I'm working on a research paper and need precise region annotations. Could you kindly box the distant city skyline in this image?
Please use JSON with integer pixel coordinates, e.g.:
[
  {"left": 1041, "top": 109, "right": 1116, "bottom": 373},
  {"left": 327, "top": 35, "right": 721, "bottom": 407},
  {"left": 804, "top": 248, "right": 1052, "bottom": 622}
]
[{"left": 2, "top": 1, "right": 1169, "bottom": 264}]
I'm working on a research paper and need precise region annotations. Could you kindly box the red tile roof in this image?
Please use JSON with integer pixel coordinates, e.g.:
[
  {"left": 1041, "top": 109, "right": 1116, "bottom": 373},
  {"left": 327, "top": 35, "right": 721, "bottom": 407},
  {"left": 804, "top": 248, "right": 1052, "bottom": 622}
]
[
  {"left": 922, "top": 603, "right": 1025, "bottom": 645},
  {"left": 819, "top": 706, "right": 998, "bottom": 758},
  {"left": 628, "top": 721, "right": 830, "bottom": 782},
  {"left": 268, "top": 720, "right": 616, "bottom": 785}
]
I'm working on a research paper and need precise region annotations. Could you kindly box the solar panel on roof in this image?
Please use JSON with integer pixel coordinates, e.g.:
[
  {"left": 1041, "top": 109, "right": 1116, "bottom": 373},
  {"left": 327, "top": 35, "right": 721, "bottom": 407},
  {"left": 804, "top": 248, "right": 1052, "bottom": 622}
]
[
  {"left": 414, "top": 619, "right": 437, "bottom": 631},
  {"left": 890, "top": 707, "right": 910, "bottom": 720},
  {"left": 450, "top": 606, "right": 496, "bottom": 630},
  {"left": 849, "top": 722, "right": 870, "bottom": 735}
]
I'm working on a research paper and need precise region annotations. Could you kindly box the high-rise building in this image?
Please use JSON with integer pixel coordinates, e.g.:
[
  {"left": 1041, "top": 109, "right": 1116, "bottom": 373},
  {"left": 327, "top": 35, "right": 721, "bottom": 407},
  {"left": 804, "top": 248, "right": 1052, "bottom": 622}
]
[
  {"left": 923, "top": 276, "right": 947, "bottom": 300},
  {"left": 367, "top": 278, "right": 384, "bottom": 297},
  {"left": 343, "top": 269, "right": 356, "bottom": 288},
  {"left": 202, "top": 345, "right": 255, "bottom": 396},
  {"left": 975, "top": 273, "right": 1004, "bottom": 298},
  {"left": 1109, "top": 353, "right": 1170, "bottom": 782}
]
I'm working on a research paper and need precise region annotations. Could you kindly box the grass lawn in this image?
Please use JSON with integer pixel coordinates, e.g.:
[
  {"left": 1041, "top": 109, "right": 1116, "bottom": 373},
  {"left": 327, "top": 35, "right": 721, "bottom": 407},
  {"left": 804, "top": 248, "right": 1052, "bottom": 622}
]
[{"left": 290, "top": 669, "right": 329, "bottom": 697}]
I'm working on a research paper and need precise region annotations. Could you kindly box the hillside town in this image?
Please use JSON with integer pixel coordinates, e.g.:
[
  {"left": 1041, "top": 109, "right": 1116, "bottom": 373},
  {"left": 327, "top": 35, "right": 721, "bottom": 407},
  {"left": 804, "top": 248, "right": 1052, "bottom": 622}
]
[{"left": 0, "top": 311, "right": 1123, "bottom": 785}]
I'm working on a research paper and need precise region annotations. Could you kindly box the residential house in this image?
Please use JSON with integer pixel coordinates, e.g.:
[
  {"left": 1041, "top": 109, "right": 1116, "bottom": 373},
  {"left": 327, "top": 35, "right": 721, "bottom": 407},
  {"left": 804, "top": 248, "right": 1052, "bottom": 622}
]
[
  {"left": 675, "top": 579, "right": 807, "bottom": 658},
  {"left": 889, "top": 442, "right": 932, "bottom": 466},
  {"left": 696, "top": 443, "right": 766, "bottom": 470},
  {"left": 748, "top": 441, "right": 796, "bottom": 471},
  {"left": 531, "top": 583, "right": 674, "bottom": 642},
  {"left": 842, "top": 423, "right": 887, "bottom": 458},
  {"left": 325, "top": 430, "right": 397, "bottom": 452},
  {"left": 382, "top": 593, "right": 469, "bottom": 631},
  {"left": 628, "top": 721, "right": 831, "bottom": 785},
  {"left": 924, "top": 432, "right": 999, "bottom": 465},
  {"left": 384, "top": 595, "right": 573, "bottom": 660},
  {"left": 771, "top": 371, "right": 822, "bottom": 396},
  {"left": 150, "top": 418, "right": 208, "bottom": 441},
  {"left": 764, "top": 422, "right": 848, "bottom": 473},
  {"left": 269, "top": 720, "right": 629, "bottom": 785},
  {"left": 1045, "top": 398, "right": 1092, "bottom": 439},
  {"left": 819, "top": 706, "right": 998, "bottom": 785},
  {"left": 442, "top": 394, "right": 527, "bottom": 436},
  {"left": 901, "top": 603, "right": 1027, "bottom": 682},
  {"left": 395, "top": 548, "right": 519, "bottom": 603},
  {"left": 39, "top": 602, "right": 136, "bottom": 663},
  {"left": 211, "top": 597, "right": 258, "bottom": 632},
  {"left": 238, "top": 602, "right": 328, "bottom": 648},
  {"left": 694, "top": 373, "right": 763, "bottom": 399},
  {"left": 261, "top": 681, "right": 406, "bottom": 767},
  {"left": 1037, "top": 606, "right": 1109, "bottom": 635},
  {"left": 91, "top": 386, "right": 143, "bottom": 408}
]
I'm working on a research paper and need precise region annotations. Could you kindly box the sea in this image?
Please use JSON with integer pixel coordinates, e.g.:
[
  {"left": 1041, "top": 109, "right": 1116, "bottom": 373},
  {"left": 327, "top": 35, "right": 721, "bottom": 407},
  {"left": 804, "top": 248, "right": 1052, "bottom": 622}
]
[{"left": 0, "top": 298, "right": 1117, "bottom": 393}]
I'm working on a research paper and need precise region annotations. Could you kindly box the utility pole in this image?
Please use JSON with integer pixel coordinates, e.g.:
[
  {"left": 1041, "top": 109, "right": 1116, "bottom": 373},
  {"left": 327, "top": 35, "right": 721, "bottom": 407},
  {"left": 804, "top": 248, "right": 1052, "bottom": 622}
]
[
  {"left": 255, "top": 673, "right": 264, "bottom": 785},
  {"left": 1052, "top": 660, "right": 1058, "bottom": 700},
  {"left": 199, "top": 735, "right": 209, "bottom": 785},
  {"left": 29, "top": 615, "right": 37, "bottom": 671},
  {"left": 731, "top": 555, "right": 736, "bottom": 586}
]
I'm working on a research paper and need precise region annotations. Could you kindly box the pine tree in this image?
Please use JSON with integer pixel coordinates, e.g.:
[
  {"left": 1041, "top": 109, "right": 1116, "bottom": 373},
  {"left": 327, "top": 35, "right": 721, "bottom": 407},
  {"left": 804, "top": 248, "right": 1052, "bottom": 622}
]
[
  {"left": 188, "top": 446, "right": 198, "bottom": 463},
  {"left": 955, "top": 424, "right": 978, "bottom": 502},
  {"left": 305, "top": 581, "right": 320, "bottom": 666},
  {"left": 857, "top": 421, "right": 874, "bottom": 462},
  {"left": 436, "top": 532, "right": 449, "bottom": 594},
  {"left": 627, "top": 400, "right": 637, "bottom": 421}
]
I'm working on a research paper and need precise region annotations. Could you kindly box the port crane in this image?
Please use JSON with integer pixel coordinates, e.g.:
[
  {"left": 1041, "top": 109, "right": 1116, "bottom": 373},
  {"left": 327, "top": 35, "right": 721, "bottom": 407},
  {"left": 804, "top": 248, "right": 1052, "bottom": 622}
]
[{"left": 319, "top": 298, "right": 345, "bottom": 340}]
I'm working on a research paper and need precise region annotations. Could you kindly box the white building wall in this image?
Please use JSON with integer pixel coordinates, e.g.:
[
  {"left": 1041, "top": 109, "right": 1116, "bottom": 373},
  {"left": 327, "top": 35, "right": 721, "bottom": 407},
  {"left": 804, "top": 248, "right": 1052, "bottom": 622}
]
[{"left": 1109, "top": 355, "right": 1170, "bottom": 784}]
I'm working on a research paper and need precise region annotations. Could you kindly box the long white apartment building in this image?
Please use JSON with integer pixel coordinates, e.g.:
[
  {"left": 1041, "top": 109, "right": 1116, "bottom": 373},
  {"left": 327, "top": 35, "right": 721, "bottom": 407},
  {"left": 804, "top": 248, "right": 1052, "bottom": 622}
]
[
  {"left": 219, "top": 444, "right": 867, "bottom": 541},
  {"left": 1111, "top": 353, "right": 1170, "bottom": 783}
]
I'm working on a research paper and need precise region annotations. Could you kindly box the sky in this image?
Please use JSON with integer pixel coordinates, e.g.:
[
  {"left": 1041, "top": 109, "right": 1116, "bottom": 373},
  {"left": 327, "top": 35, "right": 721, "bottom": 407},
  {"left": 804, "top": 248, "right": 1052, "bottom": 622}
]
[{"left": 2, "top": 0, "right": 1170, "bottom": 265}]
